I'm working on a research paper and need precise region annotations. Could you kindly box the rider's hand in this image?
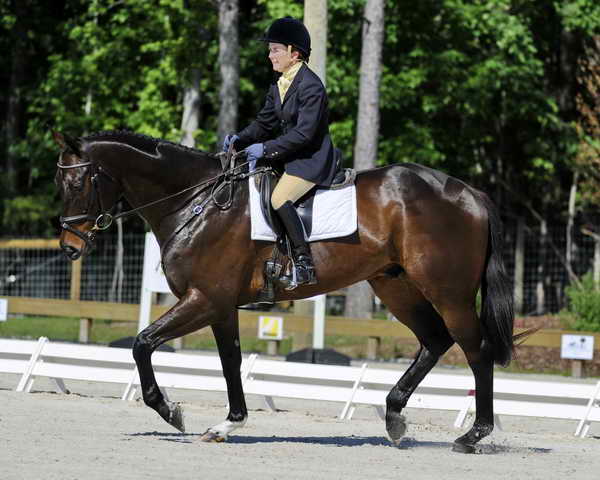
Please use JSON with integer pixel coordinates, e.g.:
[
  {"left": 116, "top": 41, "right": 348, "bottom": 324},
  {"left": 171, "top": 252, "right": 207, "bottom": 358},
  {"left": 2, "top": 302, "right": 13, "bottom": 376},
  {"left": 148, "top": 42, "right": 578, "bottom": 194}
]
[
  {"left": 246, "top": 143, "right": 264, "bottom": 171},
  {"left": 222, "top": 134, "right": 239, "bottom": 152}
]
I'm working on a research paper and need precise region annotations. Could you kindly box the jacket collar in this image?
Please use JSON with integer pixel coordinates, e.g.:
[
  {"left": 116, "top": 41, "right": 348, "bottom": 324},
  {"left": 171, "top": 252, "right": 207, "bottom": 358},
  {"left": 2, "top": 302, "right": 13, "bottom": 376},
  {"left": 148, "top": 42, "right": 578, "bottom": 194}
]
[{"left": 275, "top": 62, "right": 307, "bottom": 108}]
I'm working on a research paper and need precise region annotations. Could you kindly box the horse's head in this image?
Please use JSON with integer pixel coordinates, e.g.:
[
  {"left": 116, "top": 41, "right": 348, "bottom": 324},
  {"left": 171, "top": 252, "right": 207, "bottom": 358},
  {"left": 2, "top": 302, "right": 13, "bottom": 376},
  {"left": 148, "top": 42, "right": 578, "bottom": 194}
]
[{"left": 53, "top": 131, "right": 121, "bottom": 260}]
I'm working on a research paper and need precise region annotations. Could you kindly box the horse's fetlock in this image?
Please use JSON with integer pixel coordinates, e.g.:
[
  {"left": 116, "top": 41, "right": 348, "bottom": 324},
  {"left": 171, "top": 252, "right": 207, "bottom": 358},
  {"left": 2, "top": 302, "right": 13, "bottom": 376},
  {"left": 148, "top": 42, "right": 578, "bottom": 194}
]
[
  {"left": 474, "top": 420, "right": 494, "bottom": 438},
  {"left": 143, "top": 385, "right": 164, "bottom": 410},
  {"left": 227, "top": 411, "right": 247, "bottom": 423},
  {"left": 386, "top": 388, "right": 408, "bottom": 410}
]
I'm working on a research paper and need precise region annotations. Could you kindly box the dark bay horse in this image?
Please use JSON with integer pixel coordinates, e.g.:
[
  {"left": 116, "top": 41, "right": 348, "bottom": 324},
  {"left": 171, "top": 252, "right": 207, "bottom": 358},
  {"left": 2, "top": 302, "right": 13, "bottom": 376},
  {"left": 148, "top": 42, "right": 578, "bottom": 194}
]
[{"left": 54, "top": 129, "right": 515, "bottom": 453}]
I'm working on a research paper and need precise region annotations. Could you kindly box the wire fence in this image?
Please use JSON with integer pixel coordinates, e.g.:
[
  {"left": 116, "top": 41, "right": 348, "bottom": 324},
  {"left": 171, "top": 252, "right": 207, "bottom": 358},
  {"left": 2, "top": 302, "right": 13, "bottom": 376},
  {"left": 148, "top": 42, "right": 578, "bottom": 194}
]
[
  {"left": 0, "top": 215, "right": 599, "bottom": 315},
  {"left": 0, "top": 234, "right": 145, "bottom": 304},
  {"left": 503, "top": 215, "right": 599, "bottom": 315},
  {"left": 0, "top": 247, "right": 70, "bottom": 300}
]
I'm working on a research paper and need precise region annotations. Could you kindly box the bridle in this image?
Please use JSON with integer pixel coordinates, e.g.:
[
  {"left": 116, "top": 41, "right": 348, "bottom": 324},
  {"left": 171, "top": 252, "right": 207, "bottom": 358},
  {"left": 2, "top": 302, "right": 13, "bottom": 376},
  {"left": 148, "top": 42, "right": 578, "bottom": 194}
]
[
  {"left": 57, "top": 144, "right": 271, "bottom": 252},
  {"left": 57, "top": 158, "right": 119, "bottom": 250}
]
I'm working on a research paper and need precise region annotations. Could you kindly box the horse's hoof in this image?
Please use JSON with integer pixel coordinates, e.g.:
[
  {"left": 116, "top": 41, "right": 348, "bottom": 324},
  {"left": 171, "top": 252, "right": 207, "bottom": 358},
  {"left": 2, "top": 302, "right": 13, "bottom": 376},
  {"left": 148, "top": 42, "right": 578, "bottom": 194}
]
[
  {"left": 198, "top": 429, "right": 227, "bottom": 443},
  {"left": 386, "top": 413, "right": 407, "bottom": 446},
  {"left": 167, "top": 402, "right": 185, "bottom": 433},
  {"left": 452, "top": 421, "right": 492, "bottom": 453},
  {"left": 452, "top": 442, "right": 476, "bottom": 454}
]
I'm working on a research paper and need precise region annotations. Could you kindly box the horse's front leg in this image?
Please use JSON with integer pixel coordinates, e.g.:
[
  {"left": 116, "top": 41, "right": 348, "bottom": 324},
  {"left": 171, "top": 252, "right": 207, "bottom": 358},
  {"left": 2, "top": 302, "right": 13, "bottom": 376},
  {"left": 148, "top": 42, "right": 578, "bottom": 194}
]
[
  {"left": 132, "top": 288, "right": 217, "bottom": 433},
  {"left": 199, "top": 310, "right": 248, "bottom": 442}
]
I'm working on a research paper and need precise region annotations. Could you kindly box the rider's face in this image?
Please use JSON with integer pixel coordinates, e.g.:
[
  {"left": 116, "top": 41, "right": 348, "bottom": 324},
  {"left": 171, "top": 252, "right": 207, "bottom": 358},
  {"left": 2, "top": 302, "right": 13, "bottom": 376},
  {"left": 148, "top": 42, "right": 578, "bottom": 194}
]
[{"left": 268, "top": 42, "right": 299, "bottom": 73}]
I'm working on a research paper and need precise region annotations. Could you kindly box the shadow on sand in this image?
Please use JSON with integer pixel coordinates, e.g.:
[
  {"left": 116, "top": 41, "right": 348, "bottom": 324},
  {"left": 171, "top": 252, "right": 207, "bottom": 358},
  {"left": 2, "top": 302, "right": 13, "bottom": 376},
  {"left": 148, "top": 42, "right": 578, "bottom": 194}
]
[{"left": 125, "top": 432, "right": 552, "bottom": 454}]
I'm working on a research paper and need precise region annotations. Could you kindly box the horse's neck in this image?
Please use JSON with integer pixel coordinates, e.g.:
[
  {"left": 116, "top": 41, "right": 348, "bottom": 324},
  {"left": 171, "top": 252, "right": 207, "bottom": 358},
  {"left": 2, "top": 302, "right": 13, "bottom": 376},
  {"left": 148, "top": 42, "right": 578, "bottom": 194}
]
[{"left": 96, "top": 143, "right": 220, "bottom": 235}]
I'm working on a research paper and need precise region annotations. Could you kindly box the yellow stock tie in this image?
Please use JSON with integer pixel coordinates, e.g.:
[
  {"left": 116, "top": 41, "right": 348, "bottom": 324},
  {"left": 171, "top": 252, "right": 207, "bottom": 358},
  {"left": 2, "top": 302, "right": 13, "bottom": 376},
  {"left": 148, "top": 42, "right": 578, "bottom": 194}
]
[{"left": 277, "top": 60, "right": 303, "bottom": 103}]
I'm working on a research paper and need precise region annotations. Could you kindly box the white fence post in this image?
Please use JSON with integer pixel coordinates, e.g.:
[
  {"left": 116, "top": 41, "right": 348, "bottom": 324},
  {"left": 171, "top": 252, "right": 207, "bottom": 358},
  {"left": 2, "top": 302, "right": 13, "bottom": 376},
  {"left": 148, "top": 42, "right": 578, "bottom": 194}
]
[
  {"left": 311, "top": 294, "right": 326, "bottom": 349},
  {"left": 16, "top": 336, "right": 47, "bottom": 393},
  {"left": 138, "top": 232, "right": 172, "bottom": 332},
  {"left": 340, "top": 362, "right": 368, "bottom": 420},
  {"left": 575, "top": 380, "right": 600, "bottom": 438}
]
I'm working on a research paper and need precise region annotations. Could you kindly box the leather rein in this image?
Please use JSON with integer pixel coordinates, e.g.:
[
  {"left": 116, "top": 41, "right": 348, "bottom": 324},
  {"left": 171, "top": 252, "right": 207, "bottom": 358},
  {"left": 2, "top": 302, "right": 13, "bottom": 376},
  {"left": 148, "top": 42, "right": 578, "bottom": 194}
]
[{"left": 57, "top": 145, "right": 271, "bottom": 250}]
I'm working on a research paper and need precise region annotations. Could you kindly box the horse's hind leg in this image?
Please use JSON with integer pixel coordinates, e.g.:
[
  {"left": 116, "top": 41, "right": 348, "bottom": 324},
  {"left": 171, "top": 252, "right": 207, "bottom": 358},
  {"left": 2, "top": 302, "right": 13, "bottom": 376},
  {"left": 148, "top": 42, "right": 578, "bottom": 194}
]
[
  {"left": 438, "top": 304, "right": 495, "bottom": 453},
  {"left": 132, "top": 288, "right": 218, "bottom": 432},
  {"left": 199, "top": 310, "right": 248, "bottom": 442},
  {"left": 369, "top": 276, "right": 454, "bottom": 445}
]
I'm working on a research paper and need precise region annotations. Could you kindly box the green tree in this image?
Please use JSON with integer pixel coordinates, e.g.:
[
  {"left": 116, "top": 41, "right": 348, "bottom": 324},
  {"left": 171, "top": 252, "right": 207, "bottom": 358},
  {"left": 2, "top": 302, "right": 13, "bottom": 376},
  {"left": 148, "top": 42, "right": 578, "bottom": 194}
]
[{"left": 2, "top": 0, "right": 600, "bottom": 237}]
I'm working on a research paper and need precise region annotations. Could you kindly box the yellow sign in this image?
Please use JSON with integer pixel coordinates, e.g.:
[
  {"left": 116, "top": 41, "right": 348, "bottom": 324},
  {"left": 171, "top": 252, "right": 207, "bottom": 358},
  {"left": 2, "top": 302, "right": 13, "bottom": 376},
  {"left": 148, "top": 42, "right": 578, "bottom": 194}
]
[{"left": 258, "top": 316, "right": 284, "bottom": 340}]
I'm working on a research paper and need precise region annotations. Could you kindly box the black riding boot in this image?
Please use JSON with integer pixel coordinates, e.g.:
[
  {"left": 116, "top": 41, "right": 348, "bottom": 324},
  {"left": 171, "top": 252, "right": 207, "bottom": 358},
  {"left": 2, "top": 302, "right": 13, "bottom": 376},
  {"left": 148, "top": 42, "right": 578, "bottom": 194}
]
[{"left": 275, "top": 201, "right": 317, "bottom": 289}]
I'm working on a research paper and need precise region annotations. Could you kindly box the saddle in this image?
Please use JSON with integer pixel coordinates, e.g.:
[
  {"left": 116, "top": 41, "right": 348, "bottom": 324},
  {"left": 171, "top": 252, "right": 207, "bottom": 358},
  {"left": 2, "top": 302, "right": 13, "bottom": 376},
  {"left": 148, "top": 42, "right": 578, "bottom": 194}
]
[
  {"left": 256, "top": 157, "right": 356, "bottom": 240},
  {"left": 255, "top": 150, "right": 356, "bottom": 304}
]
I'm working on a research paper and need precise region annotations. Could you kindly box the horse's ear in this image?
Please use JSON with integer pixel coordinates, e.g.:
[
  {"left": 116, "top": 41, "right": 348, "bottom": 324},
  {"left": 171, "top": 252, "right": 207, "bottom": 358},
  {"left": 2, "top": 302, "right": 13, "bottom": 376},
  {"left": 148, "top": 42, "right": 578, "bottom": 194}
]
[
  {"left": 63, "top": 132, "right": 82, "bottom": 157},
  {"left": 52, "top": 131, "right": 66, "bottom": 150}
]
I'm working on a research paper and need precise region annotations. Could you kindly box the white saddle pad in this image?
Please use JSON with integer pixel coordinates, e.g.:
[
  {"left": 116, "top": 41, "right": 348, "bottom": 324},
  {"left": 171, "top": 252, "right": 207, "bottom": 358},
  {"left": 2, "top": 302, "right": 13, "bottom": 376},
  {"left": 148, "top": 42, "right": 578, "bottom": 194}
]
[{"left": 249, "top": 177, "right": 357, "bottom": 242}]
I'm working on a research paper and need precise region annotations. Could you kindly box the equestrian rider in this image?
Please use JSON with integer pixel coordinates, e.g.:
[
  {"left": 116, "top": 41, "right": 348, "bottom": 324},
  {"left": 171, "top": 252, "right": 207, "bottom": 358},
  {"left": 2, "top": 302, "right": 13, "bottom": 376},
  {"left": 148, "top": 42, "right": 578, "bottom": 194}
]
[{"left": 223, "top": 16, "right": 338, "bottom": 289}]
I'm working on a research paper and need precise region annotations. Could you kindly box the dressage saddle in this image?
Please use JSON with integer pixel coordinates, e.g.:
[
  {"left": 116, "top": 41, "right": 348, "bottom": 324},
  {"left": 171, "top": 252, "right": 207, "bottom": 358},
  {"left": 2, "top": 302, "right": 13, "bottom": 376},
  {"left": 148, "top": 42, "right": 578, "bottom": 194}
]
[
  {"left": 255, "top": 149, "right": 356, "bottom": 303},
  {"left": 257, "top": 150, "right": 355, "bottom": 240}
]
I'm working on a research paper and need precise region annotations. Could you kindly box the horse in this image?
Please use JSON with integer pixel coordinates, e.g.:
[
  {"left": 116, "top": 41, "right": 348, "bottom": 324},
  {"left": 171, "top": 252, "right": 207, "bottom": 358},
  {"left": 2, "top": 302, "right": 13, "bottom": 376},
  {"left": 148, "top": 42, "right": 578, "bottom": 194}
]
[{"left": 54, "top": 129, "right": 515, "bottom": 453}]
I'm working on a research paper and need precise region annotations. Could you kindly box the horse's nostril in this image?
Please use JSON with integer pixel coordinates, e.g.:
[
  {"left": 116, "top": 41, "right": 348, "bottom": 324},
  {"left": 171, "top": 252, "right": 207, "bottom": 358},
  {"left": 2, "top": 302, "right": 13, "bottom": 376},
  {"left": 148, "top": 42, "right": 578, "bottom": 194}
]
[{"left": 62, "top": 245, "right": 82, "bottom": 260}]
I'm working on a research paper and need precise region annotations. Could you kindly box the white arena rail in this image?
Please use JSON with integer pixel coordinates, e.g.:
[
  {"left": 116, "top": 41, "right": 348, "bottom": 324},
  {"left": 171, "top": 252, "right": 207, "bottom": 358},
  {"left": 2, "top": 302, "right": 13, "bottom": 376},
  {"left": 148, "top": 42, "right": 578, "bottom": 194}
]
[
  {"left": 9, "top": 337, "right": 139, "bottom": 395},
  {"left": 348, "top": 368, "right": 482, "bottom": 422},
  {"left": 122, "top": 350, "right": 258, "bottom": 402},
  {"left": 243, "top": 357, "right": 368, "bottom": 417},
  {"left": 0, "top": 338, "right": 52, "bottom": 392},
  {"left": 1, "top": 337, "right": 599, "bottom": 437},
  {"left": 454, "top": 377, "right": 600, "bottom": 438}
]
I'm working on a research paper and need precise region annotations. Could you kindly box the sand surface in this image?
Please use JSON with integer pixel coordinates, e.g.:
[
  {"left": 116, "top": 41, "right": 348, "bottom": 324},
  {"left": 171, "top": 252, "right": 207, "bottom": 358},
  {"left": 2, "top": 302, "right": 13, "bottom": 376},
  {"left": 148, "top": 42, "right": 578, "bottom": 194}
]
[{"left": 1, "top": 370, "right": 599, "bottom": 480}]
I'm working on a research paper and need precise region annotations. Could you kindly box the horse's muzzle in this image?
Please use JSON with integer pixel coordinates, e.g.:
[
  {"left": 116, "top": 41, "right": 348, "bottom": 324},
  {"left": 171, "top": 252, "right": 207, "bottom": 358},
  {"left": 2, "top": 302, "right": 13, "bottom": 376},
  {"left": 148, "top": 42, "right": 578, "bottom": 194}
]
[{"left": 60, "top": 243, "right": 83, "bottom": 261}]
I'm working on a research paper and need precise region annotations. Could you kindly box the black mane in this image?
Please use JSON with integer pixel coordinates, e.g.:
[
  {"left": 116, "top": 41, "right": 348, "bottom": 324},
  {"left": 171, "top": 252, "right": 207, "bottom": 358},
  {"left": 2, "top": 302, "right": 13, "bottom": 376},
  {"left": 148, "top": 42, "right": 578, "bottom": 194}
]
[{"left": 82, "top": 130, "right": 216, "bottom": 159}]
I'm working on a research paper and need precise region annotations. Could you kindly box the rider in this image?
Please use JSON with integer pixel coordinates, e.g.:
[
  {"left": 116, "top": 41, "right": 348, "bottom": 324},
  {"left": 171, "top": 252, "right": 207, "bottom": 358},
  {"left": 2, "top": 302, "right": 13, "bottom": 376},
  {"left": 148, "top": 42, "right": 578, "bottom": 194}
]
[{"left": 223, "top": 16, "right": 338, "bottom": 288}]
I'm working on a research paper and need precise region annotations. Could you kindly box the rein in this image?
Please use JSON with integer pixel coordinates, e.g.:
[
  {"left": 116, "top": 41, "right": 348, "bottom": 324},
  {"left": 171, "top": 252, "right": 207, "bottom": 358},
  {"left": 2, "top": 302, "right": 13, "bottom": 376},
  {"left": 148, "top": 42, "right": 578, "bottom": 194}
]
[{"left": 58, "top": 145, "right": 271, "bottom": 249}]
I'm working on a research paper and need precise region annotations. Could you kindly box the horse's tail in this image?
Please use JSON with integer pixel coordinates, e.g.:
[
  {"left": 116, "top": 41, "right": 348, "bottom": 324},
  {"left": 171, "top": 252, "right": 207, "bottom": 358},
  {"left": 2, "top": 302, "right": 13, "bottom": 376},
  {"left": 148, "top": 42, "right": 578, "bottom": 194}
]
[
  {"left": 513, "top": 327, "right": 540, "bottom": 345},
  {"left": 479, "top": 194, "right": 515, "bottom": 367}
]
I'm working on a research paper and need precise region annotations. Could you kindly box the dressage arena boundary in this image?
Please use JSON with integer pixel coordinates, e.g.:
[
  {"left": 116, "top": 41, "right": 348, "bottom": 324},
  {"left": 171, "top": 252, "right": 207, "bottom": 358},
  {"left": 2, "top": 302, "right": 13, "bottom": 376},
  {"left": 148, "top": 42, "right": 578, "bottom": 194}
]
[{"left": 1, "top": 337, "right": 599, "bottom": 438}]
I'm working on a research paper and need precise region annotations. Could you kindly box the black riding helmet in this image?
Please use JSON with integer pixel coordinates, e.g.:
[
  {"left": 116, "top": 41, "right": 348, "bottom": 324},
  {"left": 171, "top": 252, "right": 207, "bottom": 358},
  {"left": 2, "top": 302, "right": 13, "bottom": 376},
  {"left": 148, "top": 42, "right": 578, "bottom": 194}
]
[{"left": 261, "top": 16, "right": 311, "bottom": 60}]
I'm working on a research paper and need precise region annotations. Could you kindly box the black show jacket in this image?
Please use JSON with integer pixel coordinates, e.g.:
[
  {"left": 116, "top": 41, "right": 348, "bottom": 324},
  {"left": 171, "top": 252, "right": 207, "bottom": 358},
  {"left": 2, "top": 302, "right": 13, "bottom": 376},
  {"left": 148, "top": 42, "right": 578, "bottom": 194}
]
[{"left": 236, "top": 63, "right": 337, "bottom": 186}]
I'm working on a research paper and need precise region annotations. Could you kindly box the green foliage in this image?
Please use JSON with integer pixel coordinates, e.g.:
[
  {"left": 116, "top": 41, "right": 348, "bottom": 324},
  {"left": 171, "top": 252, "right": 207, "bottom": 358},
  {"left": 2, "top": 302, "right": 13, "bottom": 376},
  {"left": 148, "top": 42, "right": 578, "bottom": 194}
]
[
  {"left": 2, "top": 0, "right": 600, "bottom": 235},
  {"left": 564, "top": 273, "right": 600, "bottom": 332},
  {"left": 3, "top": 194, "right": 59, "bottom": 237}
]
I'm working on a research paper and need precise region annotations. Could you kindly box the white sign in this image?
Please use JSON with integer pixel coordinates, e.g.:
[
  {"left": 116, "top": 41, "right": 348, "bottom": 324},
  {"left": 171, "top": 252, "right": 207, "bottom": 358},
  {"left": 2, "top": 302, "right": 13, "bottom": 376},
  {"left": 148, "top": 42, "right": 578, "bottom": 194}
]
[
  {"left": 0, "top": 298, "right": 7, "bottom": 321},
  {"left": 138, "top": 232, "right": 172, "bottom": 332},
  {"left": 561, "top": 334, "right": 594, "bottom": 360},
  {"left": 141, "top": 232, "right": 171, "bottom": 294},
  {"left": 258, "top": 316, "right": 284, "bottom": 340}
]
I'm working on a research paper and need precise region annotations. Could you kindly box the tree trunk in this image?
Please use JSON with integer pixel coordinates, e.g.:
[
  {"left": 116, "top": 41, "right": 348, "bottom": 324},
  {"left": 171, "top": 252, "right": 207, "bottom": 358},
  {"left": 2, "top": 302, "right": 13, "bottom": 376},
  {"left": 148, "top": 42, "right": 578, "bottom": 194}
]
[
  {"left": 513, "top": 216, "right": 525, "bottom": 315},
  {"left": 566, "top": 171, "right": 579, "bottom": 272},
  {"left": 353, "top": 0, "right": 384, "bottom": 171},
  {"left": 303, "top": 0, "right": 328, "bottom": 85},
  {"left": 594, "top": 237, "right": 600, "bottom": 291},
  {"left": 216, "top": 0, "right": 239, "bottom": 148},
  {"left": 180, "top": 69, "right": 202, "bottom": 148},
  {"left": 536, "top": 219, "right": 548, "bottom": 315},
  {"left": 3, "top": 1, "right": 28, "bottom": 195},
  {"left": 344, "top": 281, "right": 374, "bottom": 320},
  {"left": 345, "top": 0, "right": 384, "bottom": 319}
]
